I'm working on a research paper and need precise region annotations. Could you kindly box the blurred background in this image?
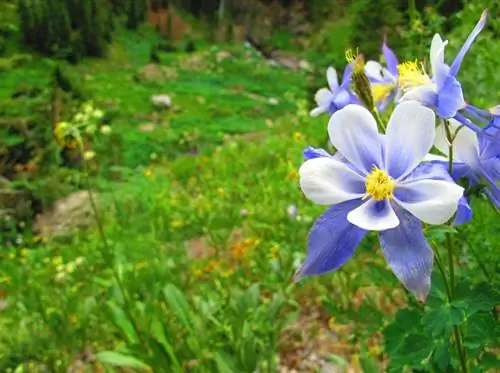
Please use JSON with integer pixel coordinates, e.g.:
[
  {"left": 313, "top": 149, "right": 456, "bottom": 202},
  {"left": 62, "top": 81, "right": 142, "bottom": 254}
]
[{"left": 0, "top": 0, "right": 499, "bottom": 372}]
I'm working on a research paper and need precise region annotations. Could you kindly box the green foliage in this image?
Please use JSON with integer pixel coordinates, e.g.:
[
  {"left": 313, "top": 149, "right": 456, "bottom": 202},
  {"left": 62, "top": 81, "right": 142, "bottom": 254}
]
[
  {"left": 384, "top": 274, "right": 500, "bottom": 372},
  {"left": 349, "top": 0, "right": 405, "bottom": 58},
  {"left": 17, "top": 0, "right": 113, "bottom": 60},
  {"left": 1, "top": 4, "right": 499, "bottom": 372}
]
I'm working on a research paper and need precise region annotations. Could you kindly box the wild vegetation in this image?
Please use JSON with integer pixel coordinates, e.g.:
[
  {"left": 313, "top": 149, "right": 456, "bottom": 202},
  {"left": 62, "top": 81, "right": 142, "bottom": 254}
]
[{"left": 0, "top": 0, "right": 499, "bottom": 372}]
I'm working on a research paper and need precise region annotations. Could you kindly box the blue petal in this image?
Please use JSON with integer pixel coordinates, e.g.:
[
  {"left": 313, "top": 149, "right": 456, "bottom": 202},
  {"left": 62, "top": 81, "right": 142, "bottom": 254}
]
[
  {"left": 303, "top": 146, "right": 333, "bottom": 160},
  {"left": 402, "top": 162, "right": 452, "bottom": 183},
  {"left": 383, "top": 41, "right": 399, "bottom": 77},
  {"left": 341, "top": 63, "right": 353, "bottom": 88},
  {"left": 437, "top": 76, "right": 465, "bottom": 118},
  {"left": 453, "top": 196, "right": 472, "bottom": 226},
  {"left": 454, "top": 112, "right": 484, "bottom": 133},
  {"left": 449, "top": 10, "right": 487, "bottom": 77},
  {"left": 379, "top": 206, "right": 433, "bottom": 302},
  {"left": 295, "top": 199, "right": 367, "bottom": 279}
]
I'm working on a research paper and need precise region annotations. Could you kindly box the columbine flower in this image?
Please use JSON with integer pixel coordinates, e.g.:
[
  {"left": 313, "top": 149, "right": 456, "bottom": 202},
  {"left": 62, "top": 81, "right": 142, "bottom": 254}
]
[
  {"left": 434, "top": 119, "right": 500, "bottom": 208},
  {"left": 296, "top": 102, "right": 463, "bottom": 301},
  {"left": 365, "top": 40, "right": 400, "bottom": 112},
  {"left": 310, "top": 65, "right": 359, "bottom": 117},
  {"left": 399, "top": 10, "right": 487, "bottom": 130}
]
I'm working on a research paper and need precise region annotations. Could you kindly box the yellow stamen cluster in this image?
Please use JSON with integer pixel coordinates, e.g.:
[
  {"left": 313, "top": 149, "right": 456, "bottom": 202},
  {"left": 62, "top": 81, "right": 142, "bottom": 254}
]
[
  {"left": 372, "top": 83, "right": 394, "bottom": 103},
  {"left": 345, "top": 48, "right": 359, "bottom": 63},
  {"left": 397, "top": 60, "right": 431, "bottom": 90},
  {"left": 365, "top": 167, "right": 395, "bottom": 201}
]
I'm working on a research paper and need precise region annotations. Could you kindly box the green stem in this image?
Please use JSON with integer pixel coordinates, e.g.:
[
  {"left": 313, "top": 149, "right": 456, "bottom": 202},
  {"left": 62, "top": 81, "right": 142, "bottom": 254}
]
[
  {"left": 372, "top": 108, "right": 386, "bottom": 133},
  {"left": 456, "top": 228, "right": 492, "bottom": 282},
  {"left": 443, "top": 119, "right": 454, "bottom": 174},
  {"left": 444, "top": 235, "right": 468, "bottom": 373},
  {"left": 81, "top": 153, "right": 147, "bottom": 350}
]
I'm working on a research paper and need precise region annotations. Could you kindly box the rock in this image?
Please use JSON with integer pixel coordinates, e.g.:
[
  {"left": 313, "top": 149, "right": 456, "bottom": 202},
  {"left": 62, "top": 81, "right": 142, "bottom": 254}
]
[
  {"left": 216, "top": 50, "right": 231, "bottom": 63},
  {"left": 34, "top": 191, "right": 99, "bottom": 239},
  {"left": 151, "top": 94, "right": 172, "bottom": 109},
  {"left": 139, "top": 123, "right": 156, "bottom": 132},
  {"left": 135, "top": 64, "right": 178, "bottom": 83}
]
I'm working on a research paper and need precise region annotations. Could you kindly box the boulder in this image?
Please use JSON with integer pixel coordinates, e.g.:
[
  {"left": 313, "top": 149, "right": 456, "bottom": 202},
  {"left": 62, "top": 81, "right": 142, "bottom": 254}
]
[{"left": 34, "top": 190, "right": 99, "bottom": 239}]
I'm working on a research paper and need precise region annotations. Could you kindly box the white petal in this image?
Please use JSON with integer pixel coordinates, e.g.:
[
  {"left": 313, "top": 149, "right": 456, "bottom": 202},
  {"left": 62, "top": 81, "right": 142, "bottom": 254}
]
[
  {"left": 314, "top": 88, "right": 333, "bottom": 107},
  {"left": 395, "top": 180, "right": 464, "bottom": 225},
  {"left": 310, "top": 106, "right": 327, "bottom": 117},
  {"left": 347, "top": 199, "right": 399, "bottom": 231},
  {"left": 434, "top": 121, "right": 449, "bottom": 156},
  {"left": 399, "top": 84, "right": 438, "bottom": 107},
  {"left": 434, "top": 119, "right": 480, "bottom": 167},
  {"left": 327, "top": 67, "right": 339, "bottom": 91},
  {"left": 299, "top": 157, "right": 365, "bottom": 205},
  {"left": 423, "top": 153, "right": 448, "bottom": 162},
  {"left": 327, "top": 105, "right": 384, "bottom": 175},
  {"left": 430, "top": 34, "right": 448, "bottom": 77},
  {"left": 385, "top": 101, "right": 436, "bottom": 180},
  {"left": 365, "top": 61, "right": 384, "bottom": 81}
]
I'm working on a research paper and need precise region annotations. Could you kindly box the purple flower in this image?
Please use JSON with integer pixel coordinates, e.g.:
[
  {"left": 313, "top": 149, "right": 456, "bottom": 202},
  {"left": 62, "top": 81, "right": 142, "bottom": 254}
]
[
  {"left": 365, "top": 40, "right": 401, "bottom": 112},
  {"left": 296, "top": 102, "right": 464, "bottom": 301},
  {"left": 434, "top": 118, "right": 500, "bottom": 207},
  {"left": 310, "top": 65, "right": 359, "bottom": 117},
  {"left": 400, "top": 10, "right": 487, "bottom": 131}
]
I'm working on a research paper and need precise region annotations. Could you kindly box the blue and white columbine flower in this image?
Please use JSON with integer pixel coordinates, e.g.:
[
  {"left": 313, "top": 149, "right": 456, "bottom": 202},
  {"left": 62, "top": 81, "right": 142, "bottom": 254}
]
[
  {"left": 399, "top": 10, "right": 487, "bottom": 131},
  {"left": 296, "top": 101, "right": 464, "bottom": 301},
  {"left": 434, "top": 119, "right": 500, "bottom": 207},
  {"left": 310, "top": 65, "right": 359, "bottom": 117},
  {"left": 365, "top": 40, "right": 400, "bottom": 112}
]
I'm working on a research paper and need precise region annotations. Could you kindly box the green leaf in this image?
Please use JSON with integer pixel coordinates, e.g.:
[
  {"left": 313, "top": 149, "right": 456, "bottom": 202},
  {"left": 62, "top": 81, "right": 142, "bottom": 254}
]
[
  {"left": 95, "top": 351, "right": 151, "bottom": 371},
  {"left": 479, "top": 352, "right": 500, "bottom": 369},
  {"left": 106, "top": 301, "right": 139, "bottom": 345},
  {"left": 163, "top": 283, "right": 192, "bottom": 330},
  {"left": 214, "top": 351, "right": 237, "bottom": 373},
  {"left": 150, "top": 317, "right": 182, "bottom": 371}
]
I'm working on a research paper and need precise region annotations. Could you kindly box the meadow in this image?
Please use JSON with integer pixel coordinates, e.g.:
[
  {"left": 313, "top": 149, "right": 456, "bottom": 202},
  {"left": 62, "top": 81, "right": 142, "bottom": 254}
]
[{"left": 1, "top": 1, "right": 499, "bottom": 372}]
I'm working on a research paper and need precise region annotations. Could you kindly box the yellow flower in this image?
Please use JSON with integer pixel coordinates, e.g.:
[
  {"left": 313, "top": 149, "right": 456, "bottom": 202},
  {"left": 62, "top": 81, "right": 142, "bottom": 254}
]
[
  {"left": 53, "top": 256, "right": 63, "bottom": 267},
  {"left": 84, "top": 151, "right": 96, "bottom": 161},
  {"left": 292, "top": 132, "right": 303, "bottom": 142},
  {"left": 144, "top": 167, "right": 154, "bottom": 179},
  {"left": 100, "top": 125, "right": 111, "bottom": 135},
  {"left": 55, "top": 272, "right": 66, "bottom": 283},
  {"left": 170, "top": 219, "right": 184, "bottom": 229},
  {"left": 286, "top": 170, "right": 299, "bottom": 181}
]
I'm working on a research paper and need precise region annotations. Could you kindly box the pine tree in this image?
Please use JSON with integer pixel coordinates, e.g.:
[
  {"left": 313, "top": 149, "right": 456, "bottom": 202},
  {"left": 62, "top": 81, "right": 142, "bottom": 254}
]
[{"left": 126, "top": 0, "right": 139, "bottom": 29}]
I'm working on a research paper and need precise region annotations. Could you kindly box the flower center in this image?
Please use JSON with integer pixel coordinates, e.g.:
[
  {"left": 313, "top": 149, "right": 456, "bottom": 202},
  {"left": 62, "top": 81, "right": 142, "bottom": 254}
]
[
  {"left": 397, "top": 60, "right": 431, "bottom": 91},
  {"left": 372, "top": 83, "right": 394, "bottom": 103},
  {"left": 365, "top": 167, "right": 395, "bottom": 201}
]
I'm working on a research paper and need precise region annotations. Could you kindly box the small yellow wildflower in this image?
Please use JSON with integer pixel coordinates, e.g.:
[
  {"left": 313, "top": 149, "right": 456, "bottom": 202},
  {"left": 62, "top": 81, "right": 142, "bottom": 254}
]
[
  {"left": 100, "top": 125, "right": 111, "bottom": 135},
  {"left": 170, "top": 219, "right": 184, "bottom": 229},
  {"left": 144, "top": 167, "right": 154, "bottom": 179},
  {"left": 83, "top": 151, "right": 96, "bottom": 161},
  {"left": 53, "top": 256, "right": 63, "bottom": 267},
  {"left": 66, "top": 262, "right": 76, "bottom": 273},
  {"left": 293, "top": 132, "right": 303, "bottom": 142}
]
